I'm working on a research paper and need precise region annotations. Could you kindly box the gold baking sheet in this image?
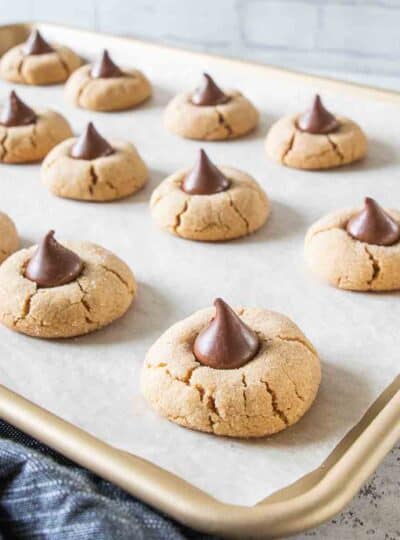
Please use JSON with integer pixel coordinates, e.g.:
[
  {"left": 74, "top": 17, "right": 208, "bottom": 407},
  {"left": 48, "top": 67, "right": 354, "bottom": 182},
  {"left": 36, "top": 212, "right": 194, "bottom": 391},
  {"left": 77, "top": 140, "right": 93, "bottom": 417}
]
[{"left": 0, "top": 22, "right": 398, "bottom": 539}]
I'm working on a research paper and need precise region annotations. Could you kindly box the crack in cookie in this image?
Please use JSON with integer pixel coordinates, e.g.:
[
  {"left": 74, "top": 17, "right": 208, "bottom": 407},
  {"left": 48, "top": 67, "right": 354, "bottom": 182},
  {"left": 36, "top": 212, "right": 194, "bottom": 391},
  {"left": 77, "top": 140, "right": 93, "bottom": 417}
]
[
  {"left": 364, "top": 246, "right": 381, "bottom": 286},
  {"left": 16, "top": 289, "right": 37, "bottom": 323},
  {"left": 216, "top": 109, "right": 233, "bottom": 138},
  {"left": 0, "top": 131, "right": 8, "bottom": 161},
  {"left": 99, "top": 264, "right": 133, "bottom": 293},
  {"left": 174, "top": 200, "right": 189, "bottom": 234},
  {"left": 29, "top": 123, "right": 37, "bottom": 149},
  {"left": 56, "top": 52, "right": 70, "bottom": 79},
  {"left": 281, "top": 131, "right": 296, "bottom": 164},
  {"left": 76, "top": 279, "right": 97, "bottom": 325},
  {"left": 275, "top": 334, "right": 317, "bottom": 356},
  {"left": 227, "top": 192, "right": 249, "bottom": 233},
  {"left": 262, "top": 380, "right": 289, "bottom": 426},
  {"left": 77, "top": 78, "right": 96, "bottom": 107},
  {"left": 327, "top": 134, "right": 344, "bottom": 162},
  {"left": 88, "top": 165, "right": 98, "bottom": 195}
]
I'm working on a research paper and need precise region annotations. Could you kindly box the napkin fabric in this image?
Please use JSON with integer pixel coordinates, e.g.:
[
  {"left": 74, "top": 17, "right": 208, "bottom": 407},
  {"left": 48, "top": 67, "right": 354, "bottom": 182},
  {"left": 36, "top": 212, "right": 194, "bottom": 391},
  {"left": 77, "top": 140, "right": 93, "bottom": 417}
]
[{"left": 0, "top": 420, "right": 216, "bottom": 540}]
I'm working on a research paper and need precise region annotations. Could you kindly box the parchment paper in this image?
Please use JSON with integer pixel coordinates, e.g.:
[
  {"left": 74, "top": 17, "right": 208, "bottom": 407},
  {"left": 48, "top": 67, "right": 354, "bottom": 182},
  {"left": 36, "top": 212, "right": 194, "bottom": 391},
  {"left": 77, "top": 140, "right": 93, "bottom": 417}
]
[{"left": 0, "top": 26, "right": 399, "bottom": 506}]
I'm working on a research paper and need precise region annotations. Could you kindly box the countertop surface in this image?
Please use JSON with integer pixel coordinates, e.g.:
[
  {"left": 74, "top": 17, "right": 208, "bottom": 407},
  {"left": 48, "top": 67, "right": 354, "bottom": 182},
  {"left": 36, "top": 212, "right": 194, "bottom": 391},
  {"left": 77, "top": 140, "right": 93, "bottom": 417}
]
[{"left": 294, "top": 443, "right": 399, "bottom": 539}]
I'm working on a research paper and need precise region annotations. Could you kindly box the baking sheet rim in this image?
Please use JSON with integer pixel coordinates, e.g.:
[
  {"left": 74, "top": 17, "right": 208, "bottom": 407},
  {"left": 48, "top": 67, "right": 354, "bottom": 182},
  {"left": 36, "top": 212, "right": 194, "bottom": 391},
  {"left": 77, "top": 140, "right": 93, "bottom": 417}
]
[{"left": 0, "top": 22, "right": 398, "bottom": 539}]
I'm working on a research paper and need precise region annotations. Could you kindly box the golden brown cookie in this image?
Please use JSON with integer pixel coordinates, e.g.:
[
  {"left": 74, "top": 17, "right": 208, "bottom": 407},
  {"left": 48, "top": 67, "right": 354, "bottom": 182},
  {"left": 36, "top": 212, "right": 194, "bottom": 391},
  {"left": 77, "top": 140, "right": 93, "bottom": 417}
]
[
  {"left": 0, "top": 237, "right": 136, "bottom": 338},
  {"left": 0, "top": 212, "right": 19, "bottom": 263},
  {"left": 265, "top": 114, "right": 367, "bottom": 170},
  {"left": 150, "top": 150, "right": 269, "bottom": 241},
  {"left": 0, "top": 91, "right": 72, "bottom": 164},
  {"left": 141, "top": 303, "right": 321, "bottom": 438},
  {"left": 304, "top": 200, "right": 400, "bottom": 291},
  {"left": 41, "top": 123, "right": 148, "bottom": 201},
  {"left": 164, "top": 74, "right": 259, "bottom": 140},
  {"left": 265, "top": 95, "right": 367, "bottom": 170},
  {"left": 0, "top": 30, "right": 81, "bottom": 85},
  {"left": 65, "top": 50, "right": 151, "bottom": 111}
]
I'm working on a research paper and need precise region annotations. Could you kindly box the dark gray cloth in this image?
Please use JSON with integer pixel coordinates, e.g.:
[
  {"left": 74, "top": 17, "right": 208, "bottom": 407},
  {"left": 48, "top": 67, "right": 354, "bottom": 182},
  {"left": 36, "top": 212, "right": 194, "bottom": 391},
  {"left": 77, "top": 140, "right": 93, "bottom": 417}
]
[{"left": 0, "top": 420, "right": 217, "bottom": 540}]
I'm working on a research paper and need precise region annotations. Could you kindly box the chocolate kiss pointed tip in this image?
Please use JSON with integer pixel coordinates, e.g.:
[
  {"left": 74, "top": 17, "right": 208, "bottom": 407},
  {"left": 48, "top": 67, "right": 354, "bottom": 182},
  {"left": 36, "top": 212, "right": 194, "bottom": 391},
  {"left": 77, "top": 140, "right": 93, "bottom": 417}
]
[
  {"left": 23, "top": 29, "right": 54, "bottom": 56},
  {"left": 25, "top": 230, "right": 83, "bottom": 288},
  {"left": 181, "top": 149, "right": 230, "bottom": 195},
  {"left": 191, "top": 73, "right": 230, "bottom": 107},
  {"left": 346, "top": 197, "right": 400, "bottom": 246},
  {"left": 193, "top": 298, "right": 260, "bottom": 369},
  {"left": 70, "top": 122, "right": 114, "bottom": 161},
  {"left": 90, "top": 49, "right": 123, "bottom": 78},
  {"left": 0, "top": 90, "right": 36, "bottom": 127},
  {"left": 297, "top": 94, "right": 339, "bottom": 134}
]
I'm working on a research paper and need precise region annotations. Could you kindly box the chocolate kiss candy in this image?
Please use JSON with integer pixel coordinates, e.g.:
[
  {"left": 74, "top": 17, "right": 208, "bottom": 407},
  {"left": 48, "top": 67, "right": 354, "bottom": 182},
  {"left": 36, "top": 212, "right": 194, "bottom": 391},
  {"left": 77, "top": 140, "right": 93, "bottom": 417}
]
[
  {"left": 181, "top": 149, "right": 230, "bottom": 195},
  {"left": 25, "top": 230, "right": 83, "bottom": 288},
  {"left": 346, "top": 197, "right": 400, "bottom": 246},
  {"left": 193, "top": 298, "right": 260, "bottom": 369},
  {"left": 0, "top": 91, "right": 36, "bottom": 127},
  {"left": 70, "top": 122, "right": 114, "bottom": 160},
  {"left": 191, "top": 73, "right": 230, "bottom": 106},
  {"left": 90, "top": 49, "right": 123, "bottom": 79},
  {"left": 297, "top": 94, "right": 339, "bottom": 134},
  {"left": 23, "top": 29, "right": 54, "bottom": 56}
]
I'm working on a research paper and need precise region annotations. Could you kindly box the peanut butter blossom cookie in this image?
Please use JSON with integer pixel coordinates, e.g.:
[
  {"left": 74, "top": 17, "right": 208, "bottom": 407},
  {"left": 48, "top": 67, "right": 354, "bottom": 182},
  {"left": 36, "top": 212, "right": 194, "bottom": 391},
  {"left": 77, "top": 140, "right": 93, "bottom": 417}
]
[
  {"left": 305, "top": 197, "right": 400, "bottom": 291},
  {"left": 0, "top": 91, "right": 72, "bottom": 163},
  {"left": 65, "top": 49, "right": 152, "bottom": 111},
  {"left": 164, "top": 73, "right": 259, "bottom": 140},
  {"left": 150, "top": 149, "right": 269, "bottom": 241},
  {"left": 0, "top": 230, "right": 136, "bottom": 338},
  {"left": 0, "top": 212, "right": 19, "bottom": 264},
  {"left": 41, "top": 122, "right": 148, "bottom": 201},
  {"left": 0, "top": 30, "right": 81, "bottom": 85},
  {"left": 141, "top": 298, "right": 321, "bottom": 438},
  {"left": 265, "top": 94, "right": 367, "bottom": 170}
]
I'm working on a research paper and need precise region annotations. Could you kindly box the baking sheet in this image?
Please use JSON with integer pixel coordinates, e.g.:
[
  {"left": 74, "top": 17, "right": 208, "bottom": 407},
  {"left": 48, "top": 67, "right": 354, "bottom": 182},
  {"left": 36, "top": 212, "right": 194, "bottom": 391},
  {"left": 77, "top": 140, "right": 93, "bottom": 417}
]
[{"left": 0, "top": 26, "right": 399, "bottom": 507}]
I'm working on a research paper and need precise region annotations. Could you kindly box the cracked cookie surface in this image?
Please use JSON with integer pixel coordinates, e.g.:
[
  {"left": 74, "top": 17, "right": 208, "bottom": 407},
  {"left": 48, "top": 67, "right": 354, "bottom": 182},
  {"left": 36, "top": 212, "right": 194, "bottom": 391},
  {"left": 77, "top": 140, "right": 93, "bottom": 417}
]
[
  {"left": 150, "top": 166, "right": 269, "bottom": 241},
  {"left": 0, "top": 109, "right": 72, "bottom": 164},
  {"left": 0, "top": 241, "right": 136, "bottom": 338},
  {"left": 265, "top": 114, "right": 367, "bottom": 170},
  {"left": 305, "top": 208, "right": 400, "bottom": 290},
  {"left": 141, "top": 306, "right": 321, "bottom": 438},
  {"left": 0, "top": 212, "right": 19, "bottom": 263},
  {"left": 164, "top": 91, "right": 259, "bottom": 140},
  {"left": 41, "top": 137, "right": 148, "bottom": 201},
  {"left": 65, "top": 65, "right": 152, "bottom": 111},
  {"left": 0, "top": 44, "right": 81, "bottom": 85}
]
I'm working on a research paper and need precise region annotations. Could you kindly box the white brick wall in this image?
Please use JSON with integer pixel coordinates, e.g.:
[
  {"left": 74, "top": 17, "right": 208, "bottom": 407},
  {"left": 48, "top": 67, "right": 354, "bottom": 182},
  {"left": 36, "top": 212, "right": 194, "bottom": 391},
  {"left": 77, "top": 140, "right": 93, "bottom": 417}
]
[
  {"left": 241, "top": 1, "right": 319, "bottom": 50},
  {"left": 1, "top": 0, "right": 399, "bottom": 79}
]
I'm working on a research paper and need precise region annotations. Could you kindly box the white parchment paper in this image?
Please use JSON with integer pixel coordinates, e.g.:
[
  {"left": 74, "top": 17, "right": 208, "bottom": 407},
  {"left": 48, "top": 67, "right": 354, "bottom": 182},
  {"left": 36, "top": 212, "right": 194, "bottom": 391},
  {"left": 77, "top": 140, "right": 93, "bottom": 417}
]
[{"left": 0, "top": 26, "right": 399, "bottom": 506}]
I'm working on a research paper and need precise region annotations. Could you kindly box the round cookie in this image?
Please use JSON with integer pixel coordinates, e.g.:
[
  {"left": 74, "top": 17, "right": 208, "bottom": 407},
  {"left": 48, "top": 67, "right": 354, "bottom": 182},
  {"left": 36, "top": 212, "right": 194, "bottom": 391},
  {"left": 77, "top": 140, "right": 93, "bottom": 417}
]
[
  {"left": 65, "top": 50, "right": 151, "bottom": 111},
  {"left": 0, "top": 30, "right": 81, "bottom": 85},
  {"left": 0, "top": 91, "right": 73, "bottom": 164},
  {"left": 141, "top": 300, "right": 321, "bottom": 438},
  {"left": 304, "top": 198, "right": 400, "bottom": 291},
  {"left": 0, "top": 212, "right": 19, "bottom": 263},
  {"left": 41, "top": 122, "right": 148, "bottom": 201},
  {"left": 0, "top": 232, "right": 136, "bottom": 338},
  {"left": 164, "top": 73, "right": 259, "bottom": 141},
  {"left": 265, "top": 95, "right": 367, "bottom": 170},
  {"left": 150, "top": 150, "right": 269, "bottom": 241}
]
